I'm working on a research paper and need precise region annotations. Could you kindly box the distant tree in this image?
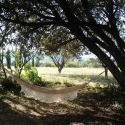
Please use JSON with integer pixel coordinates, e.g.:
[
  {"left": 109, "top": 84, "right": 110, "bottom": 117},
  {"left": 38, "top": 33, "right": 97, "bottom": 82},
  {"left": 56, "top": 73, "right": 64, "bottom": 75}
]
[
  {"left": 0, "top": 23, "right": 12, "bottom": 78},
  {"left": 9, "top": 34, "right": 39, "bottom": 76},
  {"left": 35, "top": 57, "right": 41, "bottom": 67},
  {"left": 5, "top": 50, "right": 12, "bottom": 71},
  {"left": 32, "top": 57, "right": 35, "bottom": 67},
  {"left": 100, "top": 61, "right": 108, "bottom": 77},
  {"left": 98, "top": 55, "right": 115, "bottom": 77},
  {"left": 12, "top": 49, "right": 37, "bottom": 77},
  {"left": 51, "top": 54, "right": 65, "bottom": 73},
  {"left": 83, "top": 58, "right": 101, "bottom": 68},
  {"left": 40, "top": 28, "right": 85, "bottom": 73}
]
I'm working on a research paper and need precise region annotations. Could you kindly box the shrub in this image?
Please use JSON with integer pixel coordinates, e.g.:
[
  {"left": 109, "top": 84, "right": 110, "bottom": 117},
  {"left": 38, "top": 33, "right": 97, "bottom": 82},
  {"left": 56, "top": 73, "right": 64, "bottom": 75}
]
[
  {"left": 20, "top": 65, "right": 75, "bottom": 88},
  {"left": 66, "top": 62, "right": 78, "bottom": 67},
  {"left": 21, "top": 65, "right": 41, "bottom": 84},
  {"left": 63, "top": 80, "right": 75, "bottom": 87},
  {"left": 0, "top": 77, "right": 21, "bottom": 95},
  {"left": 40, "top": 62, "right": 54, "bottom": 67}
]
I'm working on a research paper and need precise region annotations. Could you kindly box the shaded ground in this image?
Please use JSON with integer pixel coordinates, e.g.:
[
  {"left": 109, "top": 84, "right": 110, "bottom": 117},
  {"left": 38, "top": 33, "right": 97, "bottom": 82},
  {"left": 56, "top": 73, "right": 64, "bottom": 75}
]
[{"left": 0, "top": 86, "right": 125, "bottom": 125}]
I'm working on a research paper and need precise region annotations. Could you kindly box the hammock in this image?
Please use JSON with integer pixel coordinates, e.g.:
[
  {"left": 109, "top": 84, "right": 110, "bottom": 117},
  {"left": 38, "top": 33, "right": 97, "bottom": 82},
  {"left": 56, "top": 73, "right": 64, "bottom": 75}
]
[{"left": 3, "top": 66, "right": 104, "bottom": 103}]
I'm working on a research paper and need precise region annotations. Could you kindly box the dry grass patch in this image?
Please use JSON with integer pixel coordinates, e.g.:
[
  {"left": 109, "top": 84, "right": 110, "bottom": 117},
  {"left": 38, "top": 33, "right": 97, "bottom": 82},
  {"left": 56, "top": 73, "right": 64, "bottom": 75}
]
[
  {"left": 37, "top": 67, "right": 112, "bottom": 76},
  {"left": 37, "top": 67, "right": 116, "bottom": 86}
]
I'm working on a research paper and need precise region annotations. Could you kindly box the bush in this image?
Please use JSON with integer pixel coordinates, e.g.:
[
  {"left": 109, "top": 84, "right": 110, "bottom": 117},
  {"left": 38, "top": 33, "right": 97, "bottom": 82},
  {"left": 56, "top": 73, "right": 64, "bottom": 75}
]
[
  {"left": 0, "top": 77, "right": 21, "bottom": 95},
  {"left": 35, "top": 80, "right": 75, "bottom": 88},
  {"left": 63, "top": 80, "right": 75, "bottom": 87},
  {"left": 21, "top": 65, "right": 42, "bottom": 84},
  {"left": 66, "top": 62, "right": 78, "bottom": 67},
  {"left": 40, "top": 62, "right": 54, "bottom": 67},
  {"left": 20, "top": 65, "right": 75, "bottom": 88}
]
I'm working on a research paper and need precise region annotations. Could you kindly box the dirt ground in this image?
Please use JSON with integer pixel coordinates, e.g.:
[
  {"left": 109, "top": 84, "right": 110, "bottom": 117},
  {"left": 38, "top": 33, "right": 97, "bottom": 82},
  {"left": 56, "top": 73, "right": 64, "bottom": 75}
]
[{"left": 0, "top": 86, "right": 125, "bottom": 125}]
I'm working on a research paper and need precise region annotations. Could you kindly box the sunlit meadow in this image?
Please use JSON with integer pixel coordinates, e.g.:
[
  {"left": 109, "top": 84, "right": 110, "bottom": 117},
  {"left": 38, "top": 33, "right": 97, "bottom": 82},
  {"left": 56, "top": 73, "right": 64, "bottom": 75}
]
[{"left": 37, "top": 67, "right": 117, "bottom": 87}]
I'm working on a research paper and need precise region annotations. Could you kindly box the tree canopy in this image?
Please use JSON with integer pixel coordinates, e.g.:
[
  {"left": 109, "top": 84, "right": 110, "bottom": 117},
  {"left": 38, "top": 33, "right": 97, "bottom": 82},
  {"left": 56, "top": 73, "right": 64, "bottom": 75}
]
[{"left": 0, "top": 0, "right": 125, "bottom": 90}]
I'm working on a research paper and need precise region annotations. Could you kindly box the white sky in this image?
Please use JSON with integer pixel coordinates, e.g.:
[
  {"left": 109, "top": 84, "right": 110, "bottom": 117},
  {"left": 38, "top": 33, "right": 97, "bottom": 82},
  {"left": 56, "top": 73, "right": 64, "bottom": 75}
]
[{"left": 81, "top": 54, "right": 96, "bottom": 59}]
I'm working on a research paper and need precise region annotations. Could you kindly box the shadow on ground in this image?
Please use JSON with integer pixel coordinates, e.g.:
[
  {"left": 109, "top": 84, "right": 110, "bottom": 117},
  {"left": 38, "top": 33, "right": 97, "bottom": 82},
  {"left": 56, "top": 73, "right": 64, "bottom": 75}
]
[
  {"left": 0, "top": 86, "right": 125, "bottom": 125},
  {"left": 47, "top": 74, "right": 116, "bottom": 84},
  {"left": 66, "top": 74, "right": 116, "bottom": 83}
]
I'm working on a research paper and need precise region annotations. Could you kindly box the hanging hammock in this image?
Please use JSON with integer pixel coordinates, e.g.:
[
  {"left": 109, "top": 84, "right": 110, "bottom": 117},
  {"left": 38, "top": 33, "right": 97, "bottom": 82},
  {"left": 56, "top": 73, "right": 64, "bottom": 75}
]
[{"left": 2, "top": 66, "right": 104, "bottom": 103}]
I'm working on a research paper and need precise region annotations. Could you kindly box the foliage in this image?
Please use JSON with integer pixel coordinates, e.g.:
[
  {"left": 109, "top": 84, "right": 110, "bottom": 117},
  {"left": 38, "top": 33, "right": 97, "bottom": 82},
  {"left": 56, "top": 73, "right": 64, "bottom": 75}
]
[
  {"left": 5, "top": 50, "right": 11, "bottom": 69},
  {"left": 34, "top": 80, "right": 75, "bottom": 88},
  {"left": 83, "top": 58, "right": 102, "bottom": 68},
  {"left": 21, "top": 65, "right": 75, "bottom": 88},
  {"left": 20, "top": 65, "right": 41, "bottom": 85},
  {"left": 62, "top": 80, "right": 75, "bottom": 87},
  {"left": 40, "top": 28, "right": 85, "bottom": 73},
  {"left": 35, "top": 57, "right": 42, "bottom": 67},
  {"left": 40, "top": 62, "right": 54, "bottom": 67},
  {"left": 12, "top": 48, "right": 36, "bottom": 76},
  {"left": 66, "top": 61, "right": 79, "bottom": 68},
  {"left": 65, "top": 58, "right": 102, "bottom": 68},
  {"left": 39, "top": 58, "right": 102, "bottom": 68},
  {"left": 0, "top": 0, "right": 125, "bottom": 90},
  {"left": 0, "top": 77, "right": 21, "bottom": 95},
  {"left": 40, "top": 27, "right": 85, "bottom": 59},
  {"left": 96, "top": 85, "right": 125, "bottom": 109},
  {"left": 13, "top": 51, "right": 22, "bottom": 69},
  {"left": 51, "top": 53, "right": 66, "bottom": 73},
  {"left": 31, "top": 57, "right": 35, "bottom": 67}
]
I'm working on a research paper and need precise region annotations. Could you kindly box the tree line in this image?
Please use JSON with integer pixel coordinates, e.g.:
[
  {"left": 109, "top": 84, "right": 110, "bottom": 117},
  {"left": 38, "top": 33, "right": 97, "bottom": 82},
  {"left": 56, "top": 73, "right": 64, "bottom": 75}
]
[{"left": 1, "top": 49, "right": 108, "bottom": 75}]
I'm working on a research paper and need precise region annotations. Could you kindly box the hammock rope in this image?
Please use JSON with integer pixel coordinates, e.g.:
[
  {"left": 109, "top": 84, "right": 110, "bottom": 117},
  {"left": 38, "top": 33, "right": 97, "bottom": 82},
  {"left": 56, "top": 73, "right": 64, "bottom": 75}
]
[{"left": 1, "top": 65, "right": 104, "bottom": 103}]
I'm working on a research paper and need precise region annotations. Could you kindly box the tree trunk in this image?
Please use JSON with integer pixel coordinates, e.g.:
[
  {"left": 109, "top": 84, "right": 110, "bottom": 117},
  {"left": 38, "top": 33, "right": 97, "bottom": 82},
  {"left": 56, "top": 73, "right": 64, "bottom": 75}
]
[
  {"left": 89, "top": 44, "right": 125, "bottom": 91},
  {"left": 91, "top": 48, "right": 125, "bottom": 91},
  {"left": 58, "top": 66, "right": 62, "bottom": 74},
  {"left": 70, "top": 26, "right": 125, "bottom": 91},
  {"left": 2, "top": 67, "right": 7, "bottom": 78},
  {"left": 100, "top": 60, "right": 108, "bottom": 77},
  {"left": 104, "top": 67, "right": 108, "bottom": 78}
]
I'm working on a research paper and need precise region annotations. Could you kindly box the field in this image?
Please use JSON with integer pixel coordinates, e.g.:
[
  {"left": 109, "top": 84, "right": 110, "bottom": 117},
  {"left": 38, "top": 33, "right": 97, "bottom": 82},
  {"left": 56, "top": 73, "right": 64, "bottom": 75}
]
[
  {"left": 0, "top": 67, "right": 125, "bottom": 125},
  {"left": 37, "top": 67, "right": 117, "bottom": 87}
]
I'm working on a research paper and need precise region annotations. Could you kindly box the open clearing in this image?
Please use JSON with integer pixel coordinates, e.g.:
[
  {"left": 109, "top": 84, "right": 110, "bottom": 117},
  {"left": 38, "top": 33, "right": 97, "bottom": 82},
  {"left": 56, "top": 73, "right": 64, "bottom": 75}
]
[
  {"left": 37, "top": 67, "right": 116, "bottom": 87},
  {"left": 37, "top": 67, "right": 111, "bottom": 76}
]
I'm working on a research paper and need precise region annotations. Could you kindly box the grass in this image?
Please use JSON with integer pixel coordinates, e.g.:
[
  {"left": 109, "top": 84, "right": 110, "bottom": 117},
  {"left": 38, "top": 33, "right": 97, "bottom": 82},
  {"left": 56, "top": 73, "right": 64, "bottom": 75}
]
[{"left": 37, "top": 67, "right": 117, "bottom": 87}]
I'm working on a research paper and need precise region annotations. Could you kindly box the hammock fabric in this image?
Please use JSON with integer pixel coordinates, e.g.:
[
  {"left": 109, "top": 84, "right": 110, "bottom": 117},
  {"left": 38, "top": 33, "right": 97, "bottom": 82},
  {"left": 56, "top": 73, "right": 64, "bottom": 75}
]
[
  {"left": 3, "top": 67, "right": 104, "bottom": 103},
  {"left": 4, "top": 68, "right": 88, "bottom": 103}
]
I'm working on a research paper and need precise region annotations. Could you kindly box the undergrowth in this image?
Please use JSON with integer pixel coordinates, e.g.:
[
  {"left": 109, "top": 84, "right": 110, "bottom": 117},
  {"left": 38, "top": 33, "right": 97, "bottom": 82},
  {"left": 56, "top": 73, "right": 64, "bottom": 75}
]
[
  {"left": 98, "top": 86, "right": 125, "bottom": 106},
  {"left": 0, "top": 77, "right": 21, "bottom": 95},
  {"left": 84, "top": 84, "right": 125, "bottom": 110},
  {"left": 20, "top": 65, "right": 75, "bottom": 88}
]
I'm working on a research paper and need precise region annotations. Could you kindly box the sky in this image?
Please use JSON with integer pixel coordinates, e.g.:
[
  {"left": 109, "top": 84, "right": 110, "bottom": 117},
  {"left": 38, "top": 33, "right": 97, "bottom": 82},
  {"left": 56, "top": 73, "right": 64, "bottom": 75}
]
[
  {"left": 81, "top": 54, "right": 96, "bottom": 59},
  {"left": 2, "top": 53, "right": 97, "bottom": 64}
]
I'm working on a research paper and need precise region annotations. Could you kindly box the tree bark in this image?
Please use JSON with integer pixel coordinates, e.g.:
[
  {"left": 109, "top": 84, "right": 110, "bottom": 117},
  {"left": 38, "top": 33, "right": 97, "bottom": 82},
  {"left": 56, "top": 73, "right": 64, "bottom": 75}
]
[
  {"left": 58, "top": 67, "right": 62, "bottom": 74},
  {"left": 104, "top": 67, "right": 108, "bottom": 78},
  {"left": 69, "top": 26, "right": 125, "bottom": 91}
]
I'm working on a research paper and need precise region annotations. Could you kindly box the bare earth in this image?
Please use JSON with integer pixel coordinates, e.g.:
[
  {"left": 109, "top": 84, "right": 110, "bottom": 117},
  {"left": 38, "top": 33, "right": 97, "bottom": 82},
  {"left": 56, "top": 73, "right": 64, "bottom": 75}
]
[{"left": 0, "top": 87, "right": 125, "bottom": 125}]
